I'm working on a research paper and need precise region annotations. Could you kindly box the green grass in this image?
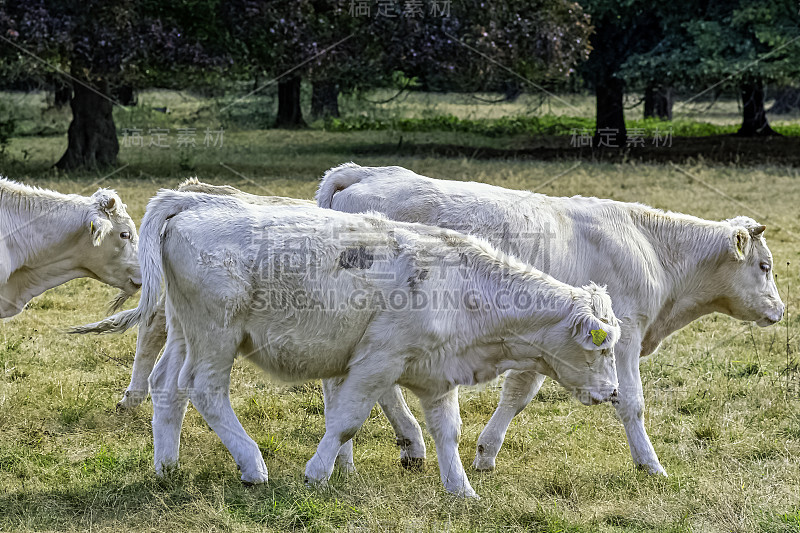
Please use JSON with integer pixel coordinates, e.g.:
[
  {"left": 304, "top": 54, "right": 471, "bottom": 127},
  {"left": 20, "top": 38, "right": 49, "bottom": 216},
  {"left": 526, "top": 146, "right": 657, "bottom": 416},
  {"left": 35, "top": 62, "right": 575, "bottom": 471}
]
[
  {"left": 323, "top": 113, "right": 800, "bottom": 137},
  {"left": 1, "top": 91, "right": 800, "bottom": 532}
]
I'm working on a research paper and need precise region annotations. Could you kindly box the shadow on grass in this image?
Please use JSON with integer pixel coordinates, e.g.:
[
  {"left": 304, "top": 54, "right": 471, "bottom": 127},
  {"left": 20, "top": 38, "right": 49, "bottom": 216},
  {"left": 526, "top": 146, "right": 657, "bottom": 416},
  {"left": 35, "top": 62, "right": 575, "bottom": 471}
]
[{"left": 350, "top": 135, "right": 800, "bottom": 166}]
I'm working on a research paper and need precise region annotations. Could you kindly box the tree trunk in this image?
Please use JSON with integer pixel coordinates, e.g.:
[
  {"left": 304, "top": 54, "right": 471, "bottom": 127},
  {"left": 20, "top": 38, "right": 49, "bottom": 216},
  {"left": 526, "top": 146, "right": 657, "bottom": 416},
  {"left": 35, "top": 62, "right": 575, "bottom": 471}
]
[
  {"left": 275, "top": 76, "right": 305, "bottom": 128},
  {"left": 768, "top": 87, "right": 800, "bottom": 114},
  {"left": 736, "top": 79, "right": 779, "bottom": 137},
  {"left": 56, "top": 79, "right": 119, "bottom": 170},
  {"left": 594, "top": 75, "right": 626, "bottom": 147},
  {"left": 310, "top": 81, "right": 340, "bottom": 119},
  {"left": 54, "top": 83, "right": 71, "bottom": 108},
  {"left": 115, "top": 84, "right": 137, "bottom": 106},
  {"left": 644, "top": 84, "right": 672, "bottom": 120}
]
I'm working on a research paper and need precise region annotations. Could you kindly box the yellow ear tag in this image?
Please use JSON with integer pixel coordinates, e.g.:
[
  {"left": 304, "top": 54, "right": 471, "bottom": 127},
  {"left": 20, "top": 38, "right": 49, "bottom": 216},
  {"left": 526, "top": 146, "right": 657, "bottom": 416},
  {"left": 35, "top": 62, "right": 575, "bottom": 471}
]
[
  {"left": 591, "top": 329, "right": 607, "bottom": 346},
  {"left": 90, "top": 221, "right": 94, "bottom": 233},
  {"left": 736, "top": 240, "right": 744, "bottom": 259}
]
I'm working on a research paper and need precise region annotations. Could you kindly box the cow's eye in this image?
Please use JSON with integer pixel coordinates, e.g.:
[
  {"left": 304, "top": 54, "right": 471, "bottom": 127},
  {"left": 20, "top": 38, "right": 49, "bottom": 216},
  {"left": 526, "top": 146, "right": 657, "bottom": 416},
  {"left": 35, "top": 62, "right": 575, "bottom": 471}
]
[
  {"left": 760, "top": 261, "right": 771, "bottom": 273},
  {"left": 120, "top": 231, "right": 131, "bottom": 240}
]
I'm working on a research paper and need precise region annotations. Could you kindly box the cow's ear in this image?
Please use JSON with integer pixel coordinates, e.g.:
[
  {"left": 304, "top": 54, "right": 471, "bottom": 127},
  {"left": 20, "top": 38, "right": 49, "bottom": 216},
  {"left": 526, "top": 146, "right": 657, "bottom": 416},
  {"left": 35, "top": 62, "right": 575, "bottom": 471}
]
[
  {"left": 89, "top": 216, "right": 113, "bottom": 246},
  {"left": 92, "top": 190, "right": 119, "bottom": 214},
  {"left": 731, "top": 228, "right": 749, "bottom": 261},
  {"left": 574, "top": 314, "right": 619, "bottom": 351}
]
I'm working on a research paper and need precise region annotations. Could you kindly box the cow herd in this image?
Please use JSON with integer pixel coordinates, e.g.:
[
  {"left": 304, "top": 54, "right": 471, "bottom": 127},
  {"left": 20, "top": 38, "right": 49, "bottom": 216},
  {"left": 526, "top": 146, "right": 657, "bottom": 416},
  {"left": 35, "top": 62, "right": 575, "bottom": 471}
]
[{"left": 2, "top": 164, "right": 784, "bottom": 498}]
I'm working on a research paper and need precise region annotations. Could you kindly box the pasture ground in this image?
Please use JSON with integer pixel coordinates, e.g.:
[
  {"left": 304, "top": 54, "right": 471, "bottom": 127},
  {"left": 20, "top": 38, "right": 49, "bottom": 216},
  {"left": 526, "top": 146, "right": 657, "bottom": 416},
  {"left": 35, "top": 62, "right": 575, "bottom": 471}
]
[{"left": 0, "top": 91, "right": 799, "bottom": 532}]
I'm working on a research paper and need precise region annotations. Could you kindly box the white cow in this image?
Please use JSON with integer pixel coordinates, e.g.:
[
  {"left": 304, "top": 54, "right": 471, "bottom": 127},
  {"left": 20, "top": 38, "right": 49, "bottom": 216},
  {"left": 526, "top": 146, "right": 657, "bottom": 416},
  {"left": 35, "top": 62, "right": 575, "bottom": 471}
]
[
  {"left": 72, "top": 180, "right": 428, "bottom": 470},
  {"left": 85, "top": 189, "right": 621, "bottom": 497},
  {"left": 316, "top": 163, "right": 785, "bottom": 476},
  {"left": 0, "top": 178, "right": 140, "bottom": 318}
]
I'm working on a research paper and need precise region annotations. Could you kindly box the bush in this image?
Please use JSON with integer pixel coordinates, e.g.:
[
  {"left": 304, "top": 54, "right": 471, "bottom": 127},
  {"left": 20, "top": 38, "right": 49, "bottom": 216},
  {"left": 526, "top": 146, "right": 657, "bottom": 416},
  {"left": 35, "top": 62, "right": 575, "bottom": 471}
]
[{"left": 322, "top": 114, "right": 800, "bottom": 138}]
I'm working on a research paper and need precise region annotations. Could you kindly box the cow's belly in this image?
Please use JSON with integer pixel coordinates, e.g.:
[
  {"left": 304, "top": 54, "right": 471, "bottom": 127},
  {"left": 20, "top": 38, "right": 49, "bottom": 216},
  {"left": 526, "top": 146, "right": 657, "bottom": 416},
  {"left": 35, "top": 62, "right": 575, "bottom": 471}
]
[{"left": 240, "top": 308, "right": 375, "bottom": 382}]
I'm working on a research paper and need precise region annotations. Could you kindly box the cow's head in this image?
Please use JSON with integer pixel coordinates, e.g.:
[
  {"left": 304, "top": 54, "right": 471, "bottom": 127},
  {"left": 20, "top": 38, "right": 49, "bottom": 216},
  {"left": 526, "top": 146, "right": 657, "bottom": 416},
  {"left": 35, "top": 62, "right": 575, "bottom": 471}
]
[
  {"left": 511, "top": 283, "right": 620, "bottom": 406},
  {"left": 715, "top": 216, "right": 784, "bottom": 327},
  {"left": 83, "top": 190, "right": 141, "bottom": 307}
]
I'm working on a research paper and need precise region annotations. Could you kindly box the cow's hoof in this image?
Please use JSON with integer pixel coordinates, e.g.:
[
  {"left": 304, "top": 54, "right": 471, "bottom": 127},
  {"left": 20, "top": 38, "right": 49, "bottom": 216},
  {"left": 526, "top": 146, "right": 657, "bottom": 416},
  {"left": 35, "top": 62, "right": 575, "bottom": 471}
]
[
  {"left": 472, "top": 456, "right": 496, "bottom": 472},
  {"left": 472, "top": 443, "right": 497, "bottom": 471},
  {"left": 116, "top": 390, "right": 146, "bottom": 411},
  {"left": 239, "top": 460, "right": 269, "bottom": 485},
  {"left": 636, "top": 462, "right": 668, "bottom": 477},
  {"left": 447, "top": 486, "right": 480, "bottom": 499},
  {"left": 242, "top": 476, "right": 268, "bottom": 487},
  {"left": 304, "top": 476, "right": 328, "bottom": 489},
  {"left": 400, "top": 457, "right": 425, "bottom": 471},
  {"left": 335, "top": 461, "right": 357, "bottom": 474},
  {"left": 241, "top": 471, "right": 269, "bottom": 485},
  {"left": 155, "top": 461, "right": 179, "bottom": 478}
]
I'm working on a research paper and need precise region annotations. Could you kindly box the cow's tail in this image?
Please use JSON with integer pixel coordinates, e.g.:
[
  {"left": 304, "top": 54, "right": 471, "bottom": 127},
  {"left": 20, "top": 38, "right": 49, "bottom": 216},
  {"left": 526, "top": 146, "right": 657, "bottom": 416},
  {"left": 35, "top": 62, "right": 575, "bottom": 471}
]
[
  {"left": 70, "top": 190, "right": 212, "bottom": 335},
  {"left": 316, "top": 162, "right": 365, "bottom": 209}
]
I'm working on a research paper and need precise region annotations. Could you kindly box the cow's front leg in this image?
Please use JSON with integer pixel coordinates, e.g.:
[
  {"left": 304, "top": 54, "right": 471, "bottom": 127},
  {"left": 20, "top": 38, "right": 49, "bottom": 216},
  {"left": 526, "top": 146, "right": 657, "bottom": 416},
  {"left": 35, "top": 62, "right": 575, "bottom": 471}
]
[
  {"left": 119, "top": 303, "right": 167, "bottom": 410},
  {"left": 150, "top": 329, "right": 189, "bottom": 476},
  {"left": 417, "top": 387, "right": 477, "bottom": 498},
  {"left": 615, "top": 341, "right": 666, "bottom": 476},
  {"left": 473, "top": 370, "right": 546, "bottom": 471},
  {"left": 306, "top": 368, "right": 397, "bottom": 486}
]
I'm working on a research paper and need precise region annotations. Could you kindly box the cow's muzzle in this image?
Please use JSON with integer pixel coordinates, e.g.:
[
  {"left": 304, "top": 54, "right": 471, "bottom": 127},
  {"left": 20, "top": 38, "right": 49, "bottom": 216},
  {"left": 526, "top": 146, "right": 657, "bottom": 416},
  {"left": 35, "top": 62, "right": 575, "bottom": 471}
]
[{"left": 757, "top": 304, "right": 785, "bottom": 327}]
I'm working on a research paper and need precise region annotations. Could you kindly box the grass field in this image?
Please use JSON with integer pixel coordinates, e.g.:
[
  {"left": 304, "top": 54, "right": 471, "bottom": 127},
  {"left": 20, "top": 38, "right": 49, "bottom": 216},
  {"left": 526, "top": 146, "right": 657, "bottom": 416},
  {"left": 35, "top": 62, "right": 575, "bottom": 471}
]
[{"left": 1, "top": 92, "right": 800, "bottom": 532}]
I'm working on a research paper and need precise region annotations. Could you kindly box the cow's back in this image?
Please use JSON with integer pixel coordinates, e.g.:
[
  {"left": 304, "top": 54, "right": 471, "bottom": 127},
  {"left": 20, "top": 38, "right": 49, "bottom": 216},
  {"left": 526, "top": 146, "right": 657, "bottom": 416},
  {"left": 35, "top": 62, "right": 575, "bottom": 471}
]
[
  {"left": 330, "top": 170, "right": 664, "bottom": 321},
  {"left": 160, "top": 204, "right": 428, "bottom": 381}
]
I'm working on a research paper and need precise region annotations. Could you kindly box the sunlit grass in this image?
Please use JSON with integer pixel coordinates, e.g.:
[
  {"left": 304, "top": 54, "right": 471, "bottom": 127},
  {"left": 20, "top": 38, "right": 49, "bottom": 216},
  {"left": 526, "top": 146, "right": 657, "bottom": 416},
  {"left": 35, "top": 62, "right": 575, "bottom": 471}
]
[{"left": 0, "top": 117, "right": 799, "bottom": 531}]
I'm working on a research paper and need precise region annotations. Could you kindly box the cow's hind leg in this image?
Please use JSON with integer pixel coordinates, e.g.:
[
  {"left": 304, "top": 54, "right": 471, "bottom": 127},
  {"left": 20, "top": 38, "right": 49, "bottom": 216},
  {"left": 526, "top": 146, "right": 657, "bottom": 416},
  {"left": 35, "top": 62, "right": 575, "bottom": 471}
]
[
  {"left": 417, "top": 387, "right": 477, "bottom": 498},
  {"left": 321, "top": 377, "right": 356, "bottom": 473},
  {"left": 378, "top": 385, "right": 426, "bottom": 469},
  {"left": 323, "top": 380, "right": 426, "bottom": 472},
  {"left": 473, "top": 370, "right": 546, "bottom": 471},
  {"left": 119, "top": 303, "right": 167, "bottom": 410},
  {"left": 150, "top": 325, "right": 189, "bottom": 476},
  {"left": 184, "top": 334, "right": 269, "bottom": 485}
]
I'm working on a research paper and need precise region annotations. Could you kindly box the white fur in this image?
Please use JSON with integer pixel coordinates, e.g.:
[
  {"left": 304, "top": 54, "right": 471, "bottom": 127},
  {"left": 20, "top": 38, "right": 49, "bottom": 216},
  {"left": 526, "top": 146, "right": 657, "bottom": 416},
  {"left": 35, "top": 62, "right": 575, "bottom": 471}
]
[
  {"left": 71, "top": 179, "right": 314, "bottom": 409},
  {"left": 0, "top": 178, "right": 140, "bottom": 318},
  {"left": 317, "top": 163, "right": 785, "bottom": 476},
  {"left": 116, "top": 189, "right": 619, "bottom": 498}
]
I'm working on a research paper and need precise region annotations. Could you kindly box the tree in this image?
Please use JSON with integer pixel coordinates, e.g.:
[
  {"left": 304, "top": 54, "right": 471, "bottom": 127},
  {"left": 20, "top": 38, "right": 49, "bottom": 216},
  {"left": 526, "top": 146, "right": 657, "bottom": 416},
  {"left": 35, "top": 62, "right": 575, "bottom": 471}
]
[
  {"left": 221, "top": 0, "right": 591, "bottom": 127},
  {"left": 622, "top": 0, "right": 800, "bottom": 136},
  {"left": 644, "top": 84, "right": 672, "bottom": 120},
  {"left": 221, "top": 1, "right": 315, "bottom": 128},
  {"left": 372, "top": 0, "right": 591, "bottom": 94},
  {"left": 576, "top": 0, "right": 667, "bottom": 146},
  {"left": 0, "top": 0, "right": 227, "bottom": 169}
]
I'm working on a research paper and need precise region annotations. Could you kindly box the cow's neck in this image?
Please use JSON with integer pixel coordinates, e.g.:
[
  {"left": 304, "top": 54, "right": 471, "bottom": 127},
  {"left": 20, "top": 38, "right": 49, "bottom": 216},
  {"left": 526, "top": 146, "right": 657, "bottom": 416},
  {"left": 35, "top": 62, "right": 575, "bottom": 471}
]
[
  {"left": 0, "top": 258, "right": 87, "bottom": 318},
  {"left": 431, "top": 251, "right": 576, "bottom": 383},
  {"left": 466, "top": 250, "right": 574, "bottom": 343},
  {"left": 0, "top": 189, "right": 88, "bottom": 273},
  {"left": 631, "top": 208, "right": 732, "bottom": 353},
  {"left": 0, "top": 188, "right": 90, "bottom": 317}
]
